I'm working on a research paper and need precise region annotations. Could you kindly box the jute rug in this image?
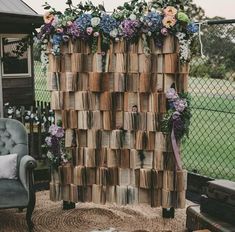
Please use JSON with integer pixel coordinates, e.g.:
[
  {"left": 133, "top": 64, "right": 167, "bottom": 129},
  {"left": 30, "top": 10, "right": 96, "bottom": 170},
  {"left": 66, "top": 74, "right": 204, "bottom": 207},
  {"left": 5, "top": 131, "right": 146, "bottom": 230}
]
[{"left": 0, "top": 191, "right": 193, "bottom": 232}]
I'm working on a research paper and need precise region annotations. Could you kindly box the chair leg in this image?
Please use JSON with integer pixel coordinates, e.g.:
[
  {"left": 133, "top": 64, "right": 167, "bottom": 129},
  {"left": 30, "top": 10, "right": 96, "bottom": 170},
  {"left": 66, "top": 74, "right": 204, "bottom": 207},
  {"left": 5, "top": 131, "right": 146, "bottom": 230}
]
[{"left": 26, "top": 188, "right": 36, "bottom": 232}]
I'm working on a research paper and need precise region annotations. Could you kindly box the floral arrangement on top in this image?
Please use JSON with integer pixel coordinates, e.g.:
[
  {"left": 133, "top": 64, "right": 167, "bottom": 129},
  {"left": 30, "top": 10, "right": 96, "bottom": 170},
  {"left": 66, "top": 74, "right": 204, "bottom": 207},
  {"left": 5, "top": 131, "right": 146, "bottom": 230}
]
[{"left": 38, "top": 0, "right": 198, "bottom": 63}]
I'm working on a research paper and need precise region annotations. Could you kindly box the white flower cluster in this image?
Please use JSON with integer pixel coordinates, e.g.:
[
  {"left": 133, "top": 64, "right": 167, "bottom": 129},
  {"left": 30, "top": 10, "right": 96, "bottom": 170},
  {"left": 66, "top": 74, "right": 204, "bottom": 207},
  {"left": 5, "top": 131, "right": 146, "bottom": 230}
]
[{"left": 176, "top": 32, "right": 191, "bottom": 62}]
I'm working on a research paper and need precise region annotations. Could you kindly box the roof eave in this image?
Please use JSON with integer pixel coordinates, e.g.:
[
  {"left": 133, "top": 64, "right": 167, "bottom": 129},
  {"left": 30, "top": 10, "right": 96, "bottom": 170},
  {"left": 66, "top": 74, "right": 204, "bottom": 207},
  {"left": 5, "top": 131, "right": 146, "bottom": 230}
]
[{"left": 0, "top": 12, "right": 43, "bottom": 28}]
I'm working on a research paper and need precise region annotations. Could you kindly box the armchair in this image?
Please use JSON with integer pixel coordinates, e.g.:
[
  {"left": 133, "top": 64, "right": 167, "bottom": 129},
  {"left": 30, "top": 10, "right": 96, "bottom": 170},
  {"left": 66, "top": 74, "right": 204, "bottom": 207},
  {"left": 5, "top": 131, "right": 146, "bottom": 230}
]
[{"left": 0, "top": 118, "right": 37, "bottom": 231}]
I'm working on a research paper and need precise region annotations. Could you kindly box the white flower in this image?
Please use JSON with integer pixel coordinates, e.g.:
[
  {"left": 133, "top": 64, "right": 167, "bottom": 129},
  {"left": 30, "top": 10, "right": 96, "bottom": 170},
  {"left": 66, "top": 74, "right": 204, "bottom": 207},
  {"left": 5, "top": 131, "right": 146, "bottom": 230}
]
[
  {"left": 129, "top": 14, "right": 137, "bottom": 20},
  {"left": 110, "top": 29, "right": 118, "bottom": 38},
  {"left": 8, "top": 108, "right": 14, "bottom": 114},
  {"left": 147, "top": 31, "right": 152, "bottom": 36},
  {"left": 140, "top": 17, "right": 144, "bottom": 22},
  {"left": 47, "top": 151, "right": 53, "bottom": 160},
  {"left": 91, "top": 17, "right": 101, "bottom": 27},
  {"left": 93, "top": 31, "right": 100, "bottom": 37}
]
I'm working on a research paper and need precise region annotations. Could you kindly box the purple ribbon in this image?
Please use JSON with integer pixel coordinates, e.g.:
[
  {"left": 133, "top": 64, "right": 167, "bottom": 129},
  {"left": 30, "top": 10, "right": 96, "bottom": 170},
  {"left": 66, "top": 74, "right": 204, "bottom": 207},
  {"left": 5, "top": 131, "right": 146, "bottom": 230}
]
[{"left": 171, "top": 126, "right": 182, "bottom": 171}]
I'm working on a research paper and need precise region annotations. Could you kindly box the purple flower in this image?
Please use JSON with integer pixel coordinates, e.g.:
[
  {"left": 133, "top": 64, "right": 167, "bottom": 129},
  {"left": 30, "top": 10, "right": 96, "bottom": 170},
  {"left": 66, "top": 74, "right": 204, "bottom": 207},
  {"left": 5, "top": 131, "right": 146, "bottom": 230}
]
[
  {"left": 120, "top": 19, "right": 140, "bottom": 40},
  {"left": 100, "top": 14, "right": 118, "bottom": 35},
  {"left": 187, "top": 22, "right": 199, "bottom": 34},
  {"left": 38, "top": 24, "right": 54, "bottom": 40},
  {"left": 48, "top": 124, "right": 64, "bottom": 137},
  {"left": 66, "top": 23, "right": 81, "bottom": 39},
  {"left": 55, "top": 127, "right": 64, "bottom": 138},
  {"left": 166, "top": 88, "right": 178, "bottom": 100},
  {"left": 174, "top": 99, "right": 188, "bottom": 112}
]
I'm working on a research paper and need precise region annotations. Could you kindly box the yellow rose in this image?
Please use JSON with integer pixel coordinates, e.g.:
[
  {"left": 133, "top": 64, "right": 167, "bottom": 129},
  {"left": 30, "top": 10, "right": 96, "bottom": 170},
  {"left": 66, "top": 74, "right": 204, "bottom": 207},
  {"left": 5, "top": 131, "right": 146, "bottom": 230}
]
[
  {"left": 162, "top": 16, "right": 177, "bottom": 28},
  {"left": 43, "top": 12, "right": 54, "bottom": 24},
  {"left": 163, "top": 6, "right": 178, "bottom": 16}
]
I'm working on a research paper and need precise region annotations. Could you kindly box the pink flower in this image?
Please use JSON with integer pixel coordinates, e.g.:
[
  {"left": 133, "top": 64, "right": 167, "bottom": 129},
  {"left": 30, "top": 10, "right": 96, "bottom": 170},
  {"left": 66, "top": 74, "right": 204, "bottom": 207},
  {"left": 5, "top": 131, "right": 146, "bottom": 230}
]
[
  {"left": 162, "top": 16, "right": 176, "bottom": 28},
  {"left": 163, "top": 6, "right": 177, "bottom": 16},
  {"left": 86, "top": 27, "right": 93, "bottom": 35},
  {"left": 161, "top": 27, "right": 168, "bottom": 36},
  {"left": 56, "top": 28, "right": 63, "bottom": 33}
]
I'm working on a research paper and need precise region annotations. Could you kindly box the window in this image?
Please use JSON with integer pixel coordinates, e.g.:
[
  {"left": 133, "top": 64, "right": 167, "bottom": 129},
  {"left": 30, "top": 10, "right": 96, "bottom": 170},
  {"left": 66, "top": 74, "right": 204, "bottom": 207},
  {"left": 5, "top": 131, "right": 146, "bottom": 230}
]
[{"left": 1, "top": 35, "right": 31, "bottom": 77}]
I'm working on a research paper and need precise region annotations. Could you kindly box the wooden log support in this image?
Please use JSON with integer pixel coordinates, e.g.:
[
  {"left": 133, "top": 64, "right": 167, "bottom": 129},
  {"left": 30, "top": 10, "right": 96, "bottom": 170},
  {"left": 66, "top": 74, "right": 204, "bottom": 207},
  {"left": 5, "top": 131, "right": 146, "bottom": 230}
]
[
  {"left": 100, "top": 92, "right": 112, "bottom": 111},
  {"left": 139, "top": 54, "right": 152, "bottom": 73},
  {"left": 163, "top": 35, "right": 176, "bottom": 54},
  {"left": 107, "top": 149, "right": 119, "bottom": 168},
  {"left": 164, "top": 54, "right": 178, "bottom": 74},
  {"left": 151, "top": 170, "right": 163, "bottom": 189},
  {"left": 107, "top": 167, "right": 118, "bottom": 185},
  {"left": 71, "top": 53, "right": 83, "bottom": 72},
  {"left": 77, "top": 73, "right": 89, "bottom": 91},
  {"left": 96, "top": 167, "right": 108, "bottom": 185},
  {"left": 116, "top": 185, "right": 128, "bottom": 205},
  {"left": 114, "top": 73, "right": 125, "bottom": 92},
  {"left": 139, "top": 73, "right": 151, "bottom": 93},
  {"left": 128, "top": 54, "right": 139, "bottom": 73},
  {"left": 92, "top": 184, "right": 106, "bottom": 204},
  {"left": 73, "top": 166, "right": 86, "bottom": 186},
  {"left": 89, "top": 73, "right": 102, "bottom": 92},
  {"left": 86, "top": 167, "right": 96, "bottom": 186},
  {"left": 153, "top": 150, "right": 164, "bottom": 170}
]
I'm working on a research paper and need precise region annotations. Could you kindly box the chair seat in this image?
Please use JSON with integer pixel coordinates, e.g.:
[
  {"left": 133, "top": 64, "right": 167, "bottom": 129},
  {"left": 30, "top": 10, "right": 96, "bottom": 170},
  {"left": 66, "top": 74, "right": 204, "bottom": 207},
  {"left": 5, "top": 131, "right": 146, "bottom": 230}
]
[{"left": 0, "top": 179, "right": 28, "bottom": 208}]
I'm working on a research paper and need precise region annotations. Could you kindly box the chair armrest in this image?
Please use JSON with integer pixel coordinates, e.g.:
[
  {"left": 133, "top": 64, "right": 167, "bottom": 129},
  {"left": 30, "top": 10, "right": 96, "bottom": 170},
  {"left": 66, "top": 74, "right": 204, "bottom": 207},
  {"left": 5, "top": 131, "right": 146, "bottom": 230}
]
[{"left": 19, "top": 155, "right": 37, "bottom": 191}]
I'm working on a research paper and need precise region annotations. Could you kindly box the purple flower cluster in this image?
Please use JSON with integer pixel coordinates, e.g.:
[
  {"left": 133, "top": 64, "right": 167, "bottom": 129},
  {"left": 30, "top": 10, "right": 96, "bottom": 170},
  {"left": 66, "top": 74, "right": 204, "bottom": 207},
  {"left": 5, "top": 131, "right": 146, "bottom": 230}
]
[
  {"left": 120, "top": 19, "right": 140, "bottom": 40},
  {"left": 166, "top": 88, "right": 188, "bottom": 112},
  {"left": 100, "top": 14, "right": 118, "bottom": 35},
  {"left": 66, "top": 23, "right": 81, "bottom": 39},
  {"left": 174, "top": 99, "right": 188, "bottom": 112},
  {"left": 48, "top": 124, "right": 64, "bottom": 137},
  {"left": 46, "top": 124, "right": 67, "bottom": 168},
  {"left": 38, "top": 24, "right": 54, "bottom": 40}
]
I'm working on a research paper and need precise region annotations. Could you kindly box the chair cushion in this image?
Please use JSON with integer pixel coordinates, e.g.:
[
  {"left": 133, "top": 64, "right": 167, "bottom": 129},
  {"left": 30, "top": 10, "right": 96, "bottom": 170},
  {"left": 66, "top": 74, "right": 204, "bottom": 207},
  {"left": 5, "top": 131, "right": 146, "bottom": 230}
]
[
  {"left": 0, "top": 179, "right": 28, "bottom": 208},
  {"left": 0, "top": 153, "right": 18, "bottom": 179}
]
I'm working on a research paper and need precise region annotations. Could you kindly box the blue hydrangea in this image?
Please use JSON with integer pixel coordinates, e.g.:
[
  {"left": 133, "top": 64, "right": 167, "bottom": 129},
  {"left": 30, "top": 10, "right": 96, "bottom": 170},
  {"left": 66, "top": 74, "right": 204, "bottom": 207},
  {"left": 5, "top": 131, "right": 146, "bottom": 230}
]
[
  {"left": 52, "top": 34, "right": 62, "bottom": 45},
  {"left": 100, "top": 14, "right": 118, "bottom": 35},
  {"left": 74, "top": 14, "right": 92, "bottom": 31},
  {"left": 143, "top": 12, "right": 162, "bottom": 32},
  {"left": 187, "top": 23, "right": 199, "bottom": 34}
]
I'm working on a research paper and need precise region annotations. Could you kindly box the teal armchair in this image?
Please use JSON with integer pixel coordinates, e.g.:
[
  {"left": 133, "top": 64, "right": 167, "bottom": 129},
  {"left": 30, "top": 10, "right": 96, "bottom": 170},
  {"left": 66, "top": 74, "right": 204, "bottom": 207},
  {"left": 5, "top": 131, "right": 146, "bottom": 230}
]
[{"left": 0, "top": 118, "right": 37, "bottom": 231}]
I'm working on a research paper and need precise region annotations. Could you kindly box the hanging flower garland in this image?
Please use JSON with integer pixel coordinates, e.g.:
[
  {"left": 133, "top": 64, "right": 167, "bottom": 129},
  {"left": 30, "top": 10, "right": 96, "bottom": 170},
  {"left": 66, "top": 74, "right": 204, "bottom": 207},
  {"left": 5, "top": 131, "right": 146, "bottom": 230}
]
[{"left": 38, "top": 0, "right": 198, "bottom": 62}]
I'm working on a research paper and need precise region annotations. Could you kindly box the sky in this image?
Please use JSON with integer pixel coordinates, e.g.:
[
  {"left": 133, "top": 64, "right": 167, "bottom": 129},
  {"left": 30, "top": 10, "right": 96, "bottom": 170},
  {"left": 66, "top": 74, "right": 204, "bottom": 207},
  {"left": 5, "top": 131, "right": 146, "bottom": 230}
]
[{"left": 24, "top": 0, "right": 235, "bottom": 19}]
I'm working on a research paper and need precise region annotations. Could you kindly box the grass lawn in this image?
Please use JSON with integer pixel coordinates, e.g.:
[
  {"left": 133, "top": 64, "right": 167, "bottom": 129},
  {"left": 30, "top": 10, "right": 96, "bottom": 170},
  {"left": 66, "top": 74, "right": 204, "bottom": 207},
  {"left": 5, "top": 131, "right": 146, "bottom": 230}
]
[{"left": 182, "top": 78, "right": 235, "bottom": 180}]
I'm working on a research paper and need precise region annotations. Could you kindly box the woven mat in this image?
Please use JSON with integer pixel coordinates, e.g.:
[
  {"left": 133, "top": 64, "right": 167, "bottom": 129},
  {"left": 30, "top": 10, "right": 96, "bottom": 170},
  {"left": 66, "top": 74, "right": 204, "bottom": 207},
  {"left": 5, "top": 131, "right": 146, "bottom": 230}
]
[{"left": 0, "top": 191, "right": 190, "bottom": 232}]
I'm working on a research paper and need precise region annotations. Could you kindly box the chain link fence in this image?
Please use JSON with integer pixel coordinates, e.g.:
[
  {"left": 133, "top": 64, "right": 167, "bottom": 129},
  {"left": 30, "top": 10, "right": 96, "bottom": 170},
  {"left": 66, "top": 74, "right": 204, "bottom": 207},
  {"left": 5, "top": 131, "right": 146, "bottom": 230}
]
[
  {"left": 33, "top": 20, "right": 235, "bottom": 180},
  {"left": 182, "top": 20, "right": 235, "bottom": 181},
  {"left": 34, "top": 40, "right": 51, "bottom": 103}
]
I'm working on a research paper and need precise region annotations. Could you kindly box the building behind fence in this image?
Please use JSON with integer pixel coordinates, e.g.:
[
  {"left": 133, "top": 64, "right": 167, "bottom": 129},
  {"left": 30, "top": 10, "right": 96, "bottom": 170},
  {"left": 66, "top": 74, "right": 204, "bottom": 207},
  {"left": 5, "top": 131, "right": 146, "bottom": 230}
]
[{"left": 32, "top": 19, "right": 235, "bottom": 181}]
